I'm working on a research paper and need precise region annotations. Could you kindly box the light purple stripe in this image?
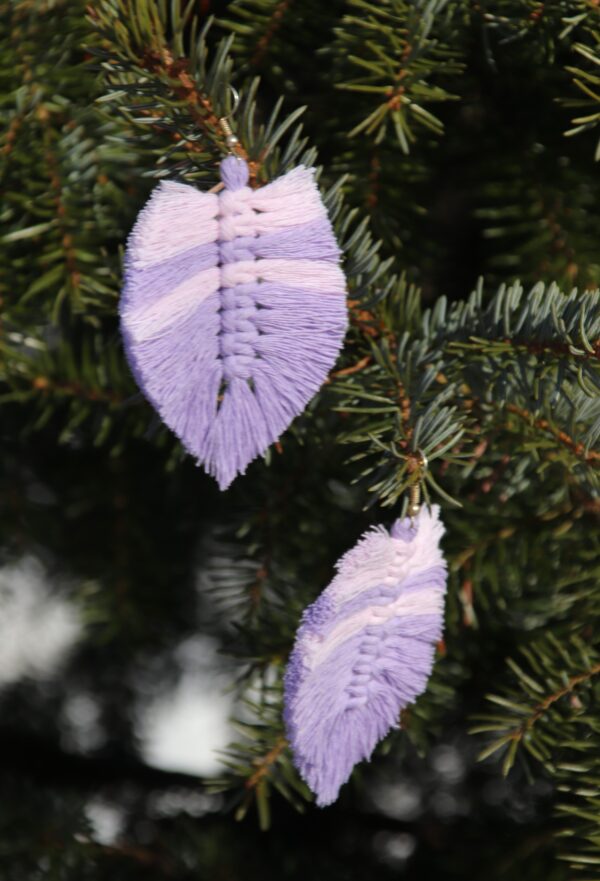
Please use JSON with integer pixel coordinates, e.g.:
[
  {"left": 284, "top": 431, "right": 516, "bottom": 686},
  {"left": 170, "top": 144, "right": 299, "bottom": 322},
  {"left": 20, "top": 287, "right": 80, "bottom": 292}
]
[
  {"left": 124, "top": 217, "right": 341, "bottom": 313},
  {"left": 121, "top": 291, "right": 222, "bottom": 447},
  {"left": 218, "top": 218, "right": 340, "bottom": 263},
  {"left": 291, "top": 566, "right": 445, "bottom": 644},
  {"left": 285, "top": 613, "right": 442, "bottom": 715},
  {"left": 286, "top": 612, "right": 442, "bottom": 745},
  {"left": 220, "top": 259, "right": 345, "bottom": 292},
  {"left": 331, "top": 566, "right": 446, "bottom": 630},
  {"left": 288, "top": 623, "right": 441, "bottom": 807},
  {"left": 123, "top": 242, "right": 219, "bottom": 306},
  {"left": 241, "top": 281, "right": 347, "bottom": 311}
]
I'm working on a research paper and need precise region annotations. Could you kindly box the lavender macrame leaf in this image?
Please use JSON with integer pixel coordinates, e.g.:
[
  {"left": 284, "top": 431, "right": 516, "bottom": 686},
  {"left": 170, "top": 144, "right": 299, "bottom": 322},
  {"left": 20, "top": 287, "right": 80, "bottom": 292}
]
[
  {"left": 120, "top": 157, "right": 348, "bottom": 489},
  {"left": 284, "top": 505, "right": 447, "bottom": 807}
]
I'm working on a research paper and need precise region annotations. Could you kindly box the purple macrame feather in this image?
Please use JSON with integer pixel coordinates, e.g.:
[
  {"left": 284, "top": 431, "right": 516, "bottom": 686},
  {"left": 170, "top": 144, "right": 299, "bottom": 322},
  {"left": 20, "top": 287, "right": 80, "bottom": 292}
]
[
  {"left": 120, "top": 158, "right": 348, "bottom": 489},
  {"left": 284, "top": 505, "right": 447, "bottom": 806}
]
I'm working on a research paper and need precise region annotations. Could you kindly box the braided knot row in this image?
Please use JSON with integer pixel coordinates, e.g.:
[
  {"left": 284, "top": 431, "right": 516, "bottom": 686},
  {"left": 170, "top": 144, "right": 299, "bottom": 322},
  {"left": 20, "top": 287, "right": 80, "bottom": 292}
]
[
  {"left": 345, "top": 630, "right": 384, "bottom": 709},
  {"left": 217, "top": 181, "right": 264, "bottom": 382},
  {"left": 219, "top": 287, "right": 260, "bottom": 381}
]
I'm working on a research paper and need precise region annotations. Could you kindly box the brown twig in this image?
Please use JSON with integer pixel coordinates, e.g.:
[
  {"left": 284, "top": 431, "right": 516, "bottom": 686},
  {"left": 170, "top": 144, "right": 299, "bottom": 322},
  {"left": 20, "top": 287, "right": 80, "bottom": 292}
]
[
  {"left": 366, "top": 148, "right": 381, "bottom": 212},
  {"left": 139, "top": 47, "right": 259, "bottom": 184},
  {"left": 331, "top": 355, "right": 372, "bottom": 379},
  {"left": 38, "top": 106, "right": 81, "bottom": 296},
  {"left": 1, "top": 114, "right": 23, "bottom": 157},
  {"left": 509, "top": 337, "right": 597, "bottom": 362},
  {"left": 250, "top": 0, "right": 293, "bottom": 69},
  {"left": 347, "top": 301, "right": 387, "bottom": 339},
  {"left": 386, "top": 40, "right": 413, "bottom": 111},
  {"left": 245, "top": 736, "right": 287, "bottom": 790},
  {"left": 460, "top": 575, "right": 476, "bottom": 628},
  {"left": 32, "top": 376, "right": 123, "bottom": 405},
  {"left": 83, "top": 838, "right": 175, "bottom": 873},
  {"left": 509, "top": 661, "right": 600, "bottom": 743},
  {"left": 449, "top": 336, "right": 600, "bottom": 363},
  {"left": 397, "top": 378, "right": 413, "bottom": 449},
  {"left": 505, "top": 403, "right": 600, "bottom": 465}
]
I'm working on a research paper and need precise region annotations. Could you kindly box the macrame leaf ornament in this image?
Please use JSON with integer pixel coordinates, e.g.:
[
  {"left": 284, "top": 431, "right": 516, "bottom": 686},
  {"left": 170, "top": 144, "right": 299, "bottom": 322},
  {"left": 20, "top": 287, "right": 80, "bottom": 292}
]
[
  {"left": 120, "top": 157, "right": 348, "bottom": 489},
  {"left": 284, "top": 505, "right": 447, "bottom": 806}
]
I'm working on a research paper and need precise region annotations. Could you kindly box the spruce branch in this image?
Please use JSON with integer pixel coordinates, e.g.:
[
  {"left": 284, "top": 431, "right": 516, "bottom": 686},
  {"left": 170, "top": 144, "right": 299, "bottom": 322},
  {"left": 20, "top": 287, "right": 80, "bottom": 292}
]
[
  {"left": 219, "top": 0, "right": 343, "bottom": 87},
  {"left": 334, "top": 332, "right": 467, "bottom": 509},
  {"left": 215, "top": 691, "right": 308, "bottom": 830},
  {"left": 504, "top": 403, "right": 600, "bottom": 466},
  {"left": 334, "top": 0, "right": 464, "bottom": 152},
  {"left": 244, "top": 734, "right": 288, "bottom": 791},
  {"left": 337, "top": 278, "right": 599, "bottom": 508},
  {"left": 2, "top": 0, "right": 397, "bottom": 454},
  {"left": 476, "top": 147, "right": 600, "bottom": 290},
  {"left": 3, "top": 0, "right": 600, "bottom": 866},
  {"left": 473, "top": 632, "right": 600, "bottom": 875},
  {"left": 565, "top": 31, "right": 600, "bottom": 160},
  {"left": 91, "top": 1, "right": 324, "bottom": 186},
  {"left": 220, "top": 0, "right": 297, "bottom": 70},
  {"left": 473, "top": 638, "right": 600, "bottom": 774},
  {"left": 1, "top": 0, "right": 134, "bottom": 320},
  {"left": 91, "top": 0, "right": 394, "bottom": 292},
  {"left": 478, "top": 1, "right": 597, "bottom": 61},
  {"left": 90, "top": 1, "right": 248, "bottom": 178}
]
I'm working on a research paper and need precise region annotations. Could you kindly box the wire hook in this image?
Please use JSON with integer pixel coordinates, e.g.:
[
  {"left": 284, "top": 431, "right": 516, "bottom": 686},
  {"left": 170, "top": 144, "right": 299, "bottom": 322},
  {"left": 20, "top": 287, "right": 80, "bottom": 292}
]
[
  {"left": 408, "top": 450, "right": 428, "bottom": 524},
  {"left": 220, "top": 85, "right": 240, "bottom": 151},
  {"left": 226, "top": 85, "right": 241, "bottom": 119}
]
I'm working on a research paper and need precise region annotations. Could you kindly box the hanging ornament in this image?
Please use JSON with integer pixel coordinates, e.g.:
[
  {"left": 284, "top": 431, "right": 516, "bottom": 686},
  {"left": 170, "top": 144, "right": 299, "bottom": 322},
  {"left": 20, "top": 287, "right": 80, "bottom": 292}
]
[
  {"left": 284, "top": 463, "right": 447, "bottom": 806},
  {"left": 120, "top": 93, "right": 348, "bottom": 489}
]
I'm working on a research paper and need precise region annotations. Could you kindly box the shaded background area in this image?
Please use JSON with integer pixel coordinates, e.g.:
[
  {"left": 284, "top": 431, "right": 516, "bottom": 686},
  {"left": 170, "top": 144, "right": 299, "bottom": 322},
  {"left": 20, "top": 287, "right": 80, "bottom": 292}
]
[{"left": 0, "top": 434, "right": 565, "bottom": 879}]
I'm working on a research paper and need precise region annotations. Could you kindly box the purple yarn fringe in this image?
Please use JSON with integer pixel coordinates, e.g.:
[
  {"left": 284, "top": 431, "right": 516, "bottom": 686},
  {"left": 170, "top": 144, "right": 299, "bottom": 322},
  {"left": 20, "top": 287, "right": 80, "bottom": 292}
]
[
  {"left": 284, "top": 506, "right": 447, "bottom": 806},
  {"left": 120, "top": 156, "right": 348, "bottom": 488}
]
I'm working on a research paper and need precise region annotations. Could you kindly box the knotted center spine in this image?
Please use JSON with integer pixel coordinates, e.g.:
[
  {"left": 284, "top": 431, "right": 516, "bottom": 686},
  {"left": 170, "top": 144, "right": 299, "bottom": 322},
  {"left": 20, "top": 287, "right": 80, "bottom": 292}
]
[{"left": 217, "top": 158, "right": 260, "bottom": 383}]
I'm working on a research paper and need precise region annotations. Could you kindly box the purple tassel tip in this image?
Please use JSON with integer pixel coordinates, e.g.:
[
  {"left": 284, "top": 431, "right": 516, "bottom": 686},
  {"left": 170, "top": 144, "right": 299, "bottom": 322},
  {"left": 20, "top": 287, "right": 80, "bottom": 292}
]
[{"left": 220, "top": 155, "right": 249, "bottom": 190}]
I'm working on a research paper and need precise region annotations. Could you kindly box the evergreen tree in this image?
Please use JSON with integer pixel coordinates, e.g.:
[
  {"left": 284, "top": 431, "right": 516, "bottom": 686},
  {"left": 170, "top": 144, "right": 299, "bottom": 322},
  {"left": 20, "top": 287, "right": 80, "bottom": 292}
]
[{"left": 1, "top": 0, "right": 600, "bottom": 878}]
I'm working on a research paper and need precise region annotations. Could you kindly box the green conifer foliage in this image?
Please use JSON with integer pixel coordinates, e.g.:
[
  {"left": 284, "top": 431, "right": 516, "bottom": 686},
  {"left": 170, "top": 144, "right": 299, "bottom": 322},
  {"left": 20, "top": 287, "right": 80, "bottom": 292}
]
[{"left": 1, "top": 1, "right": 599, "bottom": 878}]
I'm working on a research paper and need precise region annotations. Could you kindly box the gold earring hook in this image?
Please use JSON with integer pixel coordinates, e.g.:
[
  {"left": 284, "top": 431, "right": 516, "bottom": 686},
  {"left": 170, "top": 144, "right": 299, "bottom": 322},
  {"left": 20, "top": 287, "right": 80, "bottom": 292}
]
[
  {"left": 408, "top": 450, "right": 428, "bottom": 524},
  {"left": 220, "top": 86, "right": 240, "bottom": 151},
  {"left": 208, "top": 87, "right": 242, "bottom": 194}
]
